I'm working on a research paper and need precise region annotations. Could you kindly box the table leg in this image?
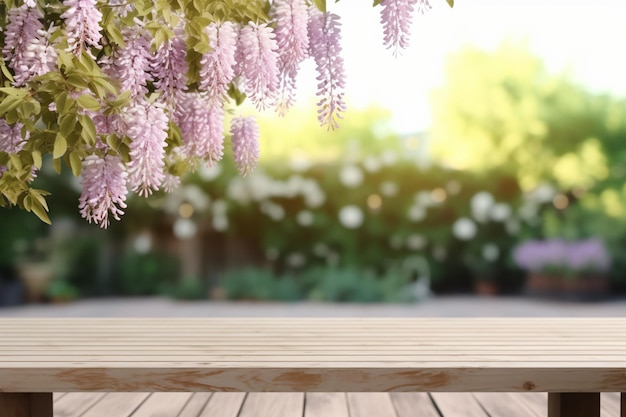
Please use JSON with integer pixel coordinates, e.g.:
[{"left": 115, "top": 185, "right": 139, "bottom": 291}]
[
  {"left": 548, "top": 393, "right": 600, "bottom": 417},
  {"left": 621, "top": 392, "right": 625, "bottom": 417},
  {"left": 0, "top": 393, "right": 53, "bottom": 417}
]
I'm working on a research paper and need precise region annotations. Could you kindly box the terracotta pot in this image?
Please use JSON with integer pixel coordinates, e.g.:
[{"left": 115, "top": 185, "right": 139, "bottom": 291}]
[
  {"left": 474, "top": 280, "right": 498, "bottom": 296},
  {"left": 17, "top": 262, "right": 54, "bottom": 303}
]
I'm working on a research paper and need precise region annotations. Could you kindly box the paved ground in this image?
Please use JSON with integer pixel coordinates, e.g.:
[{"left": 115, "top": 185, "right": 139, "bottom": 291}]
[{"left": 1, "top": 295, "right": 626, "bottom": 317}]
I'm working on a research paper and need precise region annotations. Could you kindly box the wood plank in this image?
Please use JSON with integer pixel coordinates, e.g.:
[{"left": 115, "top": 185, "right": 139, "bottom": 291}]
[
  {"left": 238, "top": 393, "right": 304, "bottom": 417},
  {"left": 474, "top": 392, "right": 541, "bottom": 417},
  {"left": 511, "top": 393, "right": 546, "bottom": 416},
  {"left": 179, "top": 393, "right": 212, "bottom": 417},
  {"left": 548, "top": 393, "right": 600, "bottom": 417},
  {"left": 347, "top": 393, "right": 397, "bottom": 417},
  {"left": 0, "top": 393, "right": 52, "bottom": 417},
  {"left": 305, "top": 393, "right": 349, "bottom": 417},
  {"left": 601, "top": 393, "right": 620, "bottom": 417},
  {"left": 130, "top": 393, "right": 193, "bottom": 417},
  {"left": 53, "top": 393, "right": 106, "bottom": 417},
  {"left": 80, "top": 393, "right": 150, "bottom": 417},
  {"left": 389, "top": 393, "right": 440, "bottom": 417},
  {"left": 199, "top": 393, "right": 246, "bottom": 417},
  {"left": 430, "top": 393, "right": 488, "bottom": 417}
]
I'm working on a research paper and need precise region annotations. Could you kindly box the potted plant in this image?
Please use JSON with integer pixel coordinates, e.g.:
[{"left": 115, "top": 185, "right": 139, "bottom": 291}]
[{"left": 513, "top": 238, "right": 611, "bottom": 300}]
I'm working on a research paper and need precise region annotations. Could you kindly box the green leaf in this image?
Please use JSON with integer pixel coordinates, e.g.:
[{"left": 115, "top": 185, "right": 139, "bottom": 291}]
[
  {"left": 53, "top": 133, "right": 68, "bottom": 159},
  {"left": 53, "top": 157, "right": 62, "bottom": 174},
  {"left": 59, "top": 114, "right": 77, "bottom": 138},
  {"left": 446, "top": 0, "right": 454, "bottom": 7},
  {"left": 32, "top": 150, "right": 42, "bottom": 169},
  {"left": 69, "top": 151, "right": 82, "bottom": 177},
  {"left": 31, "top": 200, "right": 51, "bottom": 225},
  {"left": 78, "top": 114, "right": 97, "bottom": 146},
  {"left": 76, "top": 94, "right": 101, "bottom": 111},
  {"left": 372, "top": 0, "right": 382, "bottom": 5},
  {"left": 9, "top": 154, "right": 22, "bottom": 170},
  {"left": 313, "top": 0, "right": 326, "bottom": 12}
]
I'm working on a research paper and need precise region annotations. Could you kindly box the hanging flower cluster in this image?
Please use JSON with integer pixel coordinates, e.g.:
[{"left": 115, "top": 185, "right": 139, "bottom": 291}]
[{"left": 0, "top": 0, "right": 447, "bottom": 227}]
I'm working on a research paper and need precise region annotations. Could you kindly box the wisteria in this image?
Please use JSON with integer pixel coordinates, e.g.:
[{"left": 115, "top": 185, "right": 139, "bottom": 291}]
[
  {"left": 0, "top": 0, "right": 441, "bottom": 226},
  {"left": 61, "top": 0, "right": 103, "bottom": 58},
  {"left": 125, "top": 101, "right": 169, "bottom": 197},
  {"left": 199, "top": 22, "right": 238, "bottom": 107},
  {"left": 237, "top": 22, "right": 280, "bottom": 110},
  {"left": 308, "top": 7, "right": 347, "bottom": 130},
  {"left": 230, "top": 116, "right": 260, "bottom": 177},
  {"left": 78, "top": 154, "right": 128, "bottom": 228},
  {"left": 270, "top": 0, "right": 310, "bottom": 115}
]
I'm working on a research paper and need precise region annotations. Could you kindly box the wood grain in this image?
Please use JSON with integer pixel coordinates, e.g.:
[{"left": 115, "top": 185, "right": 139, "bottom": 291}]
[
  {"left": 0, "top": 393, "right": 52, "bottom": 417},
  {"left": 199, "top": 393, "right": 246, "bottom": 417},
  {"left": 238, "top": 393, "right": 304, "bottom": 417},
  {"left": 430, "top": 393, "right": 488, "bottom": 417},
  {"left": 305, "top": 393, "right": 349, "bottom": 417},
  {"left": 346, "top": 393, "right": 397, "bottom": 417},
  {"left": 1, "top": 318, "right": 626, "bottom": 393},
  {"left": 389, "top": 393, "right": 441, "bottom": 417}
]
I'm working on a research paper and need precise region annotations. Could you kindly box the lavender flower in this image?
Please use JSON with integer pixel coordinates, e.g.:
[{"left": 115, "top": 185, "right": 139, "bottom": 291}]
[
  {"left": 270, "top": 0, "right": 309, "bottom": 115},
  {"left": 230, "top": 116, "right": 260, "bottom": 176},
  {"left": 154, "top": 26, "right": 188, "bottom": 110},
  {"left": 124, "top": 100, "right": 168, "bottom": 197},
  {"left": 0, "top": 120, "right": 28, "bottom": 154},
  {"left": 110, "top": 26, "right": 154, "bottom": 98},
  {"left": 199, "top": 21, "right": 238, "bottom": 107},
  {"left": 79, "top": 154, "right": 128, "bottom": 229},
  {"left": 513, "top": 239, "right": 611, "bottom": 275},
  {"left": 2, "top": 4, "right": 45, "bottom": 86},
  {"left": 176, "top": 93, "right": 225, "bottom": 167},
  {"left": 308, "top": 7, "right": 346, "bottom": 130},
  {"left": 61, "top": 0, "right": 103, "bottom": 57},
  {"left": 236, "top": 22, "right": 279, "bottom": 110},
  {"left": 380, "top": 0, "right": 428, "bottom": 55}
]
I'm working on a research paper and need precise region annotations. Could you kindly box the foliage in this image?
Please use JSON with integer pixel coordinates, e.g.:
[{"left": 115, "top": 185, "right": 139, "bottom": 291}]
[
  {"left": 0, "top": 0, "right": 450, "bottom": 227},
  {"left": 429, "top": 42, "right": 626, "bottom": 192},
  {"left": 46, "top": 279, "right": 79, "bottom": 301},
  {"left": 112, "top": 250, "right": 180, "bottom": 295},
  {"left": 162, "top": 275, "right": 208, "bottom": 300}
]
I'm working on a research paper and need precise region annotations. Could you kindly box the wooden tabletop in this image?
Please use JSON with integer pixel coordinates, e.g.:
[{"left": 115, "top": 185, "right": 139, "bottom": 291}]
[{"left": 1, "top": 318, "right": 625, "bottom": 393}]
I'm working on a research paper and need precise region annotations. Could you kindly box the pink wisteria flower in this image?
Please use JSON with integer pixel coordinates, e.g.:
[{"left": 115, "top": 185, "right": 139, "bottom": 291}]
[
  {"left": 236, "top": 22, "right": 279, "bottom": 110},
  {"left": 0, "top": 120, "right": 28, "bottom": 154},
  {"left": 61, "top": 0, "right": 103, "bottom": 57},
  {"left": 124, "top": 101, "right": 168, "bottom": 197},
  {"left": 308, "top": 7, "right": 346, "bottom": 130},
  {"left": 109, "top": 26, "right": 154, "bottom": 98},
  {"left": 154, "top": 26, "right": 188, "bottom": 109},
  {"left": 230, "top": 116, "right": 260, "bottom": 176},
  {"left": 380, "top": 0, "right": 429, "bottom": 55},
  {"left": 199, "top": 21, "right": 238, "bottom": 106},
  {"left": 21, "top": 24, "right": 58, "bottom": 82},
  {"left": 176, "top": 93, "right": 225, "bottom": 166},
  {"left": 2, "top": 4, "right": 45, "bottom": 86},
  {"left": 79, "top": 154, "right": 128, "bottom": 229},
  {"left": 270, "top": 0, "right": 309, "bottom": 115}
]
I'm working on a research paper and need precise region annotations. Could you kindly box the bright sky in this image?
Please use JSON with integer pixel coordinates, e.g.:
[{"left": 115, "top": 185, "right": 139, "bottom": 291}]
[{"left": 295, "top": 0, "right": 626, "bottom": 134}]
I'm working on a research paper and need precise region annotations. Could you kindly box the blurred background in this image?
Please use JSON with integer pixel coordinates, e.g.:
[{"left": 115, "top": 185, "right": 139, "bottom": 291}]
[{"left": 2, "top": 0, "right": 626, "bottom": 308}]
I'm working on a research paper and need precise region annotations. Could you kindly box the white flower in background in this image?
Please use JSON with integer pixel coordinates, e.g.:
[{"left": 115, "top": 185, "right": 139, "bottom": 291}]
[
  {"left": 363, "top": 156, "right": 382, "bottom": 172},
  {"left": 380, "top": 181, "right": 398, "bottom": 197},
  {"left": 173, "top": 218, "right": 197, "bottom": 239},
  {"left": 296, "top": 210, "right": 314, "bottom": 226},
  {"left": 339, "top": 165, "right": 363, "bottom": 188},
  {"left": 407, "top": 205, "right": 426, "bottom": 222},
  {"left": 287, "top": 252, "right": 306, "bottom": 268},
  {"left": 226, "top": 177, "right": 251, "bottom": 204},
  {"left": 482, "top": 244, "right": 500, "bottom": 262},
  {"left": 199, "top": 164, "right": 222, "bottom": 181},
  {"left": 339, "top": 205, "right": 364, "bottom": 229},
  {"left": 452, "top": 217, "right": 477, "bottom": 240},
  {"left": 490, "top": 202, "right": 512, "bottom": 222},
  {"left": 470, "top": 191, "right": 494, "bottom": 223},
  {"left": 446, "top": 180, "right": 461, "bottom": 195},
  {"left": 132, "top": 232, "right": 152, "bottom": 254},
  {"left": 261, "top": 201, "right": 285, "bottom": 221},
  {"left": 380, "top": 150, "right": 397, "bottom": 166},
  {"left": 313, "top": 243, "right": 328, "bottom": 257},
  {"left": 212, "top": 199, "right": 228, "bottom": 216},
  {"left": 415, "top": 191, "right": 433, "bottom": 207},
  {"left": 212, "top": 215, "right": 228, "bottom": 232},
  {"left": 527, "top": 182, "right": 556, "bottom": 203},
  {"left": 162, "top": 185, "right": 210, "bottom": 215},
  {"left": 518, "top": 201, "right": 539, "bottom": 221},
  {"left": 289, "top": 154, "right": 312, "bottom": 172},
  {"left": 506, "top": 219, "right": 520, "bottom": 235},
  {"left": 406, "top": 234, "right": 427, "bottom": 250}
]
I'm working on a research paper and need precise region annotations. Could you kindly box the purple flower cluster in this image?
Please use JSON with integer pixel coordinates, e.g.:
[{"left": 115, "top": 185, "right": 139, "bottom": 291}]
[
  {"left": 380, "top": 0, "right": 430, "bottom": 55},
  {"left": 513, "top": 239, "right": 611, "bottom": 274},
  {"left": 0, "top": 120, "right": 27, "bottom": 154},
  {"left": 199, "top": 22, "right": 238, "bottom": 107},
  {"left": 61, "top": 0, "right": 102, "bottom": 58},
  {"left": 230, "top": 116, "right": 260, "bottom": 176}
]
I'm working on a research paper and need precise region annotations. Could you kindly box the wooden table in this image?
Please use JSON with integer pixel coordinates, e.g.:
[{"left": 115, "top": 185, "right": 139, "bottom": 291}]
[{"left": 0, "top": 318, "right": 624, "bottom": 417}]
